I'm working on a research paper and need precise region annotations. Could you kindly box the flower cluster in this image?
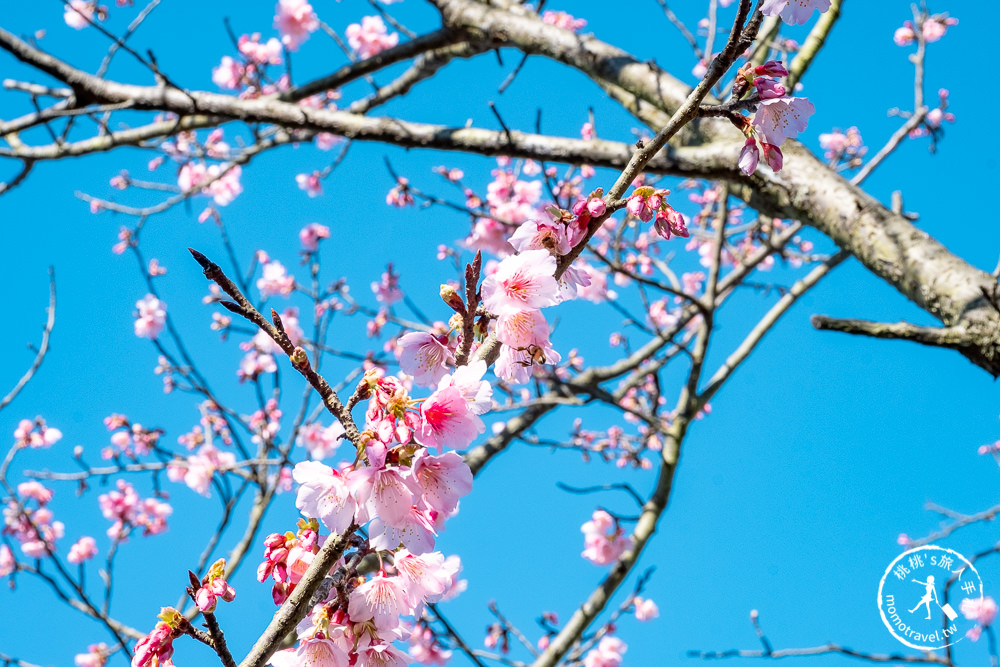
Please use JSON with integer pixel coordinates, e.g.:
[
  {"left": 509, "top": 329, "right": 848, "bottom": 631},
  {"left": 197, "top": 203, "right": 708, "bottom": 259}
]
[
  {"left": 167, "top": 443, "right": 236, "bottom": 496},
  {"left": 734, "top": 61, "right": 815, "bottom": 175},
  {"left": 192, "top": 558, "right": 236, "bottom": 613},
  {"left": 275, "top": 0, "right": 319, "bottom": 51},
  {"left": 3, "top": 481, "right": 64, "bottom": 558},
  {"left": 98, "top": 480, "right": 172, "bottom": 540},
  {"left": 212, "top": 33, "right": 285, "bottom": 97},
  {"left": 583, "top": 636, "right": 627, "bottom": 667},
  {"left": 13, "top": 417, "right": 62, "bottom": 449},
  {"left": 894, "top": 13, "right": 958, "bottom": 46},
  {"left": 103, "top": 414, "right": 163, "bottom": 459},
  {"left": 132, "top": 608, "right": 185, "bottom": 667},
  {"left": 626, "top": 186, "right": 689, "bottom": 240},
  {"left": 346, "top": 15, "right": 399, "bottom": 60},
  {"left": 581, "top": 510, "right": 632, "bottom": 566}
]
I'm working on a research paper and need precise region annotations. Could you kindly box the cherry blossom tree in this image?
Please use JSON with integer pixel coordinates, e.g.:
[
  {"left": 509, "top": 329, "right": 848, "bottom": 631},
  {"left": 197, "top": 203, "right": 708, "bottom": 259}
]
[{"left": 1, "top": 2, "right": 996, "bottom": 667}]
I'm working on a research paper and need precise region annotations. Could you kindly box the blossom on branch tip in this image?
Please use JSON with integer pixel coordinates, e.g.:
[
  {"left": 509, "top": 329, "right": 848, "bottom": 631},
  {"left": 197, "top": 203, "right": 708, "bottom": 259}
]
[
  {"left": 67, "top": 536, "right": 98, "bottom": 564},
  {"left": 299, "top": 222, "right": 330, "bottom": 252},
  {"left": 134, "top": 294, "right": 166, "bottom": 340},
  {"left": 295, "top": 171, "right": 323, "bottom": 197},
  {"left": 633, "top": 596, "right": 660, "bottom": 621}
]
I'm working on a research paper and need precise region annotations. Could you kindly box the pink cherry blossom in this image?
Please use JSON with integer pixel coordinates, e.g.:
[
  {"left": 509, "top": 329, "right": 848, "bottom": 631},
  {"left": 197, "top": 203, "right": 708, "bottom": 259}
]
[
  {"left": 408, "top": 625, "right": 452, "bottom": 665},
  {"left": 394, "top": 549, "right": 452, "bottom": 606},
  {"left": 345, "top": 16, "right": 400, "bottom": 60},
  {"left": 257, "top": 260, "right": 295, "bottom": 298},
  {"left": 583, "top": 636, "right": 626, "bottom": 667},
  {"left": 132, "top": 620, "right": 176, "bottom": 667},
  {"left": 193, "top": 559, "right": 236, "bottom": 613},
  {"left": 961, "top": 596, "right": 998, "bottom": 626},
  {"left": 759, "top": 0, "right": 831, "bottom": 25},
  {"left": 134, "top": 294, "right": 166, "bottom": 340},
  {"left": 348, "top": 571, "right": 411, "bottom": 631},
  {"left": 167, "top": 443, "right": 235, "bottom": 496},
  {"left": 509, "top": 219, "right": 572, "bottom": 255},
  {"left": 581, "top": 509, "right": 632, "bottom": 565},
  {"left": 372, "top": 264, "right": 403, "bottom": 305},
  {"left": 0, "top": 545, "right": 15, "bottom": 577},
  {"left": 412, "top": 449, "right": 473, "bottom": 516},
  {"left": 482, "top": 249, "right": 560, "bottom": 315},
  {"left": 293, "top": 460, "right": 357, "bottom": 533},
  {"left": 752, "top": 96, "right": 815, "bottom": 146},
  {"left": 541, "top": 10, "right": 587, "bottom": 32},
  {"left": 368, "top": 505, "right": 437, "bottom": 554},
  {"left": 67, "top": 536, "right": 98, "bottom": 564},
  {"left": 295, "top": 171, "right": 322, "bottom": 197},
  {"left": 739, "top": 138, "right": 760, "bottom": 175},
  {"left": 754, "top": 61, "right": 789, "bottom": 77},
  {"left": 239, "top": 34, "right": 283, "bottom": 65},
  {"left": 436, "top": 360, "right": 493, "bottom": 415},
  {"left": 204, "top": 164, "right": 243, "bottom": 205},
  {"left": 296, "top": 421, "right": 345, "bottom": 460},
  {"left": 212, "top": 56, "right": 243, "bottom": 89},
  {"left": 351, "top": 463, "right": 414, "bottom": 528},
  {"left": 270, "top": 638, "right": 348, "bottom": 667},
  {"left": 922, "top": 15, "right": 958, "bottom": 43},
  {"left": 64, "top": 1, "right": 97, "bottom": 29},
  {"left": 397, "top": 332, "right": 455, "bottom": 387},
  {"left": 893, "top": 22, "right": 917, "bottom": 46},
  {"left": 418, "top": 386, "right": 485, "bottom": 451},
  {"left": 14, "top": 418, "right": 62, "bottom": 449},
  {"left": 299, "top": 222, "right": 330, "bottom": 252},
  {"left": 357, "top": 642, "right": 410, "bottom": 667},
  {"left": 74, "top": 643, "right": 109, "bottom": 667},
  {"left": 274, "top": 0, "right": 319, "bottom": 51},
  {"left": 633, "top": 596, "right": 659, "bottom": 621}
]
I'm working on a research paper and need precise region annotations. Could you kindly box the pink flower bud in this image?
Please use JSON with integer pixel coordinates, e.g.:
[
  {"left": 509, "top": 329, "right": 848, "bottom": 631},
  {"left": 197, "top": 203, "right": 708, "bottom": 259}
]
[
  {"left": 754, "top": 61, "right": 788, "bottom": 77},
  {"left": 762, "top": 143, "right": 783, "bottom": 172},
  {"left": 738, "top": 138, "right": 760, "bottom": 175},
  {"left": 753, "top": 77, "right": 786, "bottom": 100},
  {"left": 587, "top": 198, "right": 606, "bottom": 217}
]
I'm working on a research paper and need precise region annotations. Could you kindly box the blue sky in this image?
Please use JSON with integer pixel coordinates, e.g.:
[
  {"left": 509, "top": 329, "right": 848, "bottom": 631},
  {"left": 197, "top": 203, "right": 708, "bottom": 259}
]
[{"left": 1, "top": 1, "right": 998, "bottom": 666}]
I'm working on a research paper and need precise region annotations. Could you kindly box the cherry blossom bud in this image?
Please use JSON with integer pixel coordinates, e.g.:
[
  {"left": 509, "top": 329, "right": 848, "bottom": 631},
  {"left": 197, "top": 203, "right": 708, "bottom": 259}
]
[
  {"left": 738, "top": 138, "right": 760, "bottom": 176},
  {"left": 753, "top": 77, "right": 786, "bottom": 100},
  {"left": 762, "top": 143, "right": 784, "bottom": 172},
  {"left": 587, "top": 198, "right": 606, "bottom": 217},
  {"left": 754, "top": 61, "right": 789, "bottom": 77},
  {"left": 440, "top": 284, "right": 465, "bottom": 313},
  {"left": 290, "top": 346, "right": 308, "bottom": 367}
]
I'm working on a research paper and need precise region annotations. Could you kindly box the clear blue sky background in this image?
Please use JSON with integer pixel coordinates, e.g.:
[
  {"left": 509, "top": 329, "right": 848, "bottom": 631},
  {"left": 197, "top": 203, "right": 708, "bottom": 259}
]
[{"left": 1, "top": 1, "right": 998, "bottom": 666}]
